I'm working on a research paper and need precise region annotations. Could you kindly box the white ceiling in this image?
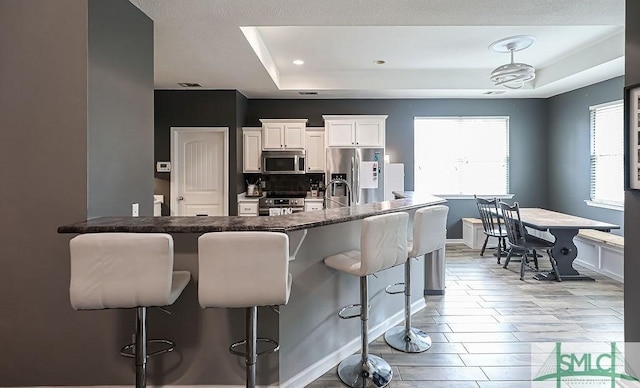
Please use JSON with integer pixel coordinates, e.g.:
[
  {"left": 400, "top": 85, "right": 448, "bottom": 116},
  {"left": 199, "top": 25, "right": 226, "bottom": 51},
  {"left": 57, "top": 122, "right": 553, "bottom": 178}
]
[{"left": 129, "top": 0, "right": 625, "bottom": 99}]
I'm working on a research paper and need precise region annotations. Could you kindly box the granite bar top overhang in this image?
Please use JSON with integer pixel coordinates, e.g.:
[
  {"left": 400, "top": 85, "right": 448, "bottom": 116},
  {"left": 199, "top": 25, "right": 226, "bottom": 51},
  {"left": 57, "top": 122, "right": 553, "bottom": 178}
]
[{"left": 58, "top": 192, "right": 446, "bottom": 234}]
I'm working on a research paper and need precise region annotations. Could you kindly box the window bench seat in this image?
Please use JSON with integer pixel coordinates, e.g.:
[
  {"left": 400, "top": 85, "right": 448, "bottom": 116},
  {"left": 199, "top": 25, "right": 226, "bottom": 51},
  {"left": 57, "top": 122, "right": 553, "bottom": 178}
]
[
  {"left": 462, "top": 218, "right": 494, "bottom": 249},
  {"left": 574, "top": 229, "right": 624, "bottom": 282}
]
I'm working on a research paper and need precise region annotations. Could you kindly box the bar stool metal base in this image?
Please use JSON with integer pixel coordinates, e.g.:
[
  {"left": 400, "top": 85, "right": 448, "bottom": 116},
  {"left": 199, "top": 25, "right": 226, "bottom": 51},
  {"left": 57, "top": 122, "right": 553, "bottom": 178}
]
[
  {"left": 227, "top": 306, "right": 281, "bottom": 388},
  {"left": 337, "top": 354, "right": 393, "bottom": 388},
  {"left": 384, "top": 258, "right": 433, "bottom": 354},
  {"left": 384, "top": 326, "right": 432, "bottom": 353}
]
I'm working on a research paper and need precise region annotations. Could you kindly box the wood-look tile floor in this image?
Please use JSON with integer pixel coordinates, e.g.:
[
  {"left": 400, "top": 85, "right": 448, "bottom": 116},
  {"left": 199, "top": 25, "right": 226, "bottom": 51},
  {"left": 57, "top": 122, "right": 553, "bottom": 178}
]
[{"left": 305, "top": 243, "right": 625, "bottom": 387}]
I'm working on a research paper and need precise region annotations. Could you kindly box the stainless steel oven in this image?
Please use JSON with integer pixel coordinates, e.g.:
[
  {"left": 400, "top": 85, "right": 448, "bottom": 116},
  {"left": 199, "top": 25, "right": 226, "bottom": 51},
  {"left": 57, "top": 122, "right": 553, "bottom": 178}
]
[
  {"left": 258, "top": 196, "right": 305, "bottom": 216},
  {"left": 262, "top": 150, "right": 306, "bottom": 174}
]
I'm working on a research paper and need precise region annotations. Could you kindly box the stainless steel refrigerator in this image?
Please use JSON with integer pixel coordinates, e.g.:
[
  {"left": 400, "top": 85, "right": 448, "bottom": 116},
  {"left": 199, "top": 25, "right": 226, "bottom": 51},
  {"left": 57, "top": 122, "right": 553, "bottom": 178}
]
[{"left": 325, "top": 147, "right": 385, "bottom": 208}]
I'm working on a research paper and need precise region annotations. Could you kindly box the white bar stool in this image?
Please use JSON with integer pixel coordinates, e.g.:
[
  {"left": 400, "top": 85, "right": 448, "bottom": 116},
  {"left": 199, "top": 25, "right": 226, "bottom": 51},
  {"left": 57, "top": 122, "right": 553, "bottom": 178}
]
[
  {"left": 324, "top": 212, "right": 409, "bottom": 388},
  {"left": 69, "top": 233, "right": 191, "bottom": 388},
  {"left": 384, "top": 205, "right": 448, "bottom": 353},
  {"left": 198, "top": 232, "right": 291, "bottom": 388}
]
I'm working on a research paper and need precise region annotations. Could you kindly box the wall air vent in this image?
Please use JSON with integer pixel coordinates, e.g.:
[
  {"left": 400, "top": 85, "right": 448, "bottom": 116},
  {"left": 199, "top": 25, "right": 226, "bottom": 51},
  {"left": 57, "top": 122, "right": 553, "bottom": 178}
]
[
  {"left": 178, "top": 82, "right": 202, "bottom": 87},
  {"left": 299, "top": 91, "right": 318, "bottom": 95}
]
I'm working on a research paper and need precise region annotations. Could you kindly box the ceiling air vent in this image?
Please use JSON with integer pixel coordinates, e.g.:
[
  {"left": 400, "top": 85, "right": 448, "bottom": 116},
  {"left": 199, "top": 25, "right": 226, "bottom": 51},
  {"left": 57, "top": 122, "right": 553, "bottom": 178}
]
[
  {"left": 299, "top": 91, "right": 318, "bottom": 96},
  {"left": 483, "top": 90, "right": 506, "bottom": 95},
  {"left": 178, "top": 82, "right": 202, "bottom": 87}
]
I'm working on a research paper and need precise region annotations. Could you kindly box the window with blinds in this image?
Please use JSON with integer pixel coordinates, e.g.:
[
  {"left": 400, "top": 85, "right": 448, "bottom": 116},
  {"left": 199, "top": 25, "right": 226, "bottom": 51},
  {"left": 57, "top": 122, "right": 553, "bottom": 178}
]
[
  {"left": 414, "top": 117, "right": 509, "bottom": 195},
  {"left": 590, "top": 100, "right": 624, "bottom": 206}
]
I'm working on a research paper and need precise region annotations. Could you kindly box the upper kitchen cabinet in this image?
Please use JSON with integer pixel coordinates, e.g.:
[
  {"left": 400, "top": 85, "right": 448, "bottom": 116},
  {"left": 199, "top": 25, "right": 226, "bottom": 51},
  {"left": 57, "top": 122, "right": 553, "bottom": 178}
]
[
  {"left": 323, "top": 115, "right": 387, "bottom": 148},
  {"left": 305, "top": 127, "right": 325, "bottom": 172},
  {"left": 260, "top": 119, "right": 308, "bottom": 150},
  {"left": 243, "top": 127, "right": 262, "bottom": 173}
]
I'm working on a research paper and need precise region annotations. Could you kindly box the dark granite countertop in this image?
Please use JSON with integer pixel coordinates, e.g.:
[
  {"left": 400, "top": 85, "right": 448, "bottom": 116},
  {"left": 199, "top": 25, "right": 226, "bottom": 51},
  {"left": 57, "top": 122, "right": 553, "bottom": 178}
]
[{"left": 58, "top": 192, "right": 445, "bottom": 234}]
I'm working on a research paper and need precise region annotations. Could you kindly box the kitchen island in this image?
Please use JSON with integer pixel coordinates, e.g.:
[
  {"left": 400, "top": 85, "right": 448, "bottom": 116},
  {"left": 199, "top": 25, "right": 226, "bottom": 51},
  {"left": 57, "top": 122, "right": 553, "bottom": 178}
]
[
  {"left": 58, "top": 192, "right": 444, "bottom": 233},
  {"left": 59, "top": 193, "right": 445, "bottom": 387}
]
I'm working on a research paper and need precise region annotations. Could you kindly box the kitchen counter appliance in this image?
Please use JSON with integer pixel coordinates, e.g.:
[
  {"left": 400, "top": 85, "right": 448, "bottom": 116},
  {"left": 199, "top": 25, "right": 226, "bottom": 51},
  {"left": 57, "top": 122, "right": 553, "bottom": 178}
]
[
  {"left": 325, "top": 147, "right": 384, "bottom": 208},
  {"left": 258, "top": 192, "right": 306, "bottom": 216},
  {"left": 262, "top": 150, "right": 305, "bottom": 174}
]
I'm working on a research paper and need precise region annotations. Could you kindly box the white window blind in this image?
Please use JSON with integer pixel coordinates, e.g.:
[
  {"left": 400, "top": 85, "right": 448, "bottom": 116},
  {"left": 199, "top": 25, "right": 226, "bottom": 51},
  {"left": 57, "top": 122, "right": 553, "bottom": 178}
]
[
  {"left": 590, "top": 101, "right": 623, "bottom": 206},
  {"left": 414, "top": 117, "right": 509, "bottom": 195}
]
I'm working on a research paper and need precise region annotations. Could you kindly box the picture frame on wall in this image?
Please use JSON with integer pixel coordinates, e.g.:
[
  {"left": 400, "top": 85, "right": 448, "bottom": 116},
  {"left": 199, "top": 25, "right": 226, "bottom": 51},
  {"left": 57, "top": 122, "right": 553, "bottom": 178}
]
[{"left": 629, "top": 86, "right": 640, "bottom": 190}]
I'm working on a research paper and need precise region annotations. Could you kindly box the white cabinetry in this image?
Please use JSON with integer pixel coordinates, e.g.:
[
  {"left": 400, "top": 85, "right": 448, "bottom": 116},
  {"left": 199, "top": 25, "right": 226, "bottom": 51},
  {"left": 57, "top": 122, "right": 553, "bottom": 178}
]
[
  {"left": 238, "top": 194, "right": 260, "bottom": 217},
  {"left": 305, "top": 128, "right": 325, "bottom": 172},
  {"left": 242, "top": 127, "right": 262, "bottom": 173},
  {"left": 260, "top": 119, "right": 307, "bottom": 150},
  {"left": 305, "top": 198, "right": 324, "bottom": 212},
  {"left": 323, "top": 115, "right": 387, "bottom": 148},
  {"left": 238, "top": 201, "right": 259, "bottom": 216}
]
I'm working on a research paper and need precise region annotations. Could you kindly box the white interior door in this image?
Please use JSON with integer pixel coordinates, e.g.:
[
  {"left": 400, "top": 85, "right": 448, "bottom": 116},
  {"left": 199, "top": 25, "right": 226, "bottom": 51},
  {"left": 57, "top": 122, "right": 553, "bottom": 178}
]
[{"left": 171, "top": 127, "right": 228, "bottom": 216}]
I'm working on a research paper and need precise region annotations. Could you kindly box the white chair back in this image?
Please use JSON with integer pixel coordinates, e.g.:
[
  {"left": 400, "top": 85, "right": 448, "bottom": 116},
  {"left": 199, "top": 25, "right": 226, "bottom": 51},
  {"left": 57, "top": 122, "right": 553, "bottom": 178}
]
[
  {"left": 360, "top": 212, "right": 409, "bottom": 275},
  {"left": 409, "top": 205, "right": 449, "bottom": 258},
  {"left": 70, "top": 233, "right": 174, "bottom": 310},
  {"left": 198, "top": 232, "right": 291, "bottom": 308}
]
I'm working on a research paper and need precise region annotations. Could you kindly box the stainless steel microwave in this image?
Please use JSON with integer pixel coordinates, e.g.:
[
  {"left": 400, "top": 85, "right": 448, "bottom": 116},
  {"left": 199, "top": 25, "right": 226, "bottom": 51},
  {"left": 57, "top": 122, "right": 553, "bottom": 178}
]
[{"left": 262, "top": 150, "right": 306, "bottom": 174}]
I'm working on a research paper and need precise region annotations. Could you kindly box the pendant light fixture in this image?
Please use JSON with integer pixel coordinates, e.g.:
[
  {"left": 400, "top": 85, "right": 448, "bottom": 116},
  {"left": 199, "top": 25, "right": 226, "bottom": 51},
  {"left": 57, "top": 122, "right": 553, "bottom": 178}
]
[{"left": 489, "top": 35, "right": 536, "bottom": 89}]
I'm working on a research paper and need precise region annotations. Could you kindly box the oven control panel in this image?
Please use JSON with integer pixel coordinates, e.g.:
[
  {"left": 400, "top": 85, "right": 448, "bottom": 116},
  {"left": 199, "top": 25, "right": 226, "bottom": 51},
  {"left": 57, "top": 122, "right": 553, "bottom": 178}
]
[
  {"left": 264, "top": 198, "right": 303, "bottom": 206},
  {"left": 258, "top": 197, "right": 306, "bottom": 216}
]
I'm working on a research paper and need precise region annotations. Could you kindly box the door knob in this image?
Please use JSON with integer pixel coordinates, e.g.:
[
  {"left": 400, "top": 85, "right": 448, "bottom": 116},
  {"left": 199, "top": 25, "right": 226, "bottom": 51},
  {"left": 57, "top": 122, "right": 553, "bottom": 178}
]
[{"left": 178, "top": 196, "right": 184, "bottom": 201}]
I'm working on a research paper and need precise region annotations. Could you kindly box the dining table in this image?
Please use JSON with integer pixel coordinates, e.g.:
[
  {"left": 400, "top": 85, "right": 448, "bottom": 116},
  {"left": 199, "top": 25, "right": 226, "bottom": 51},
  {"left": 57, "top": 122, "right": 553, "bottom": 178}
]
[{"left": 516, "top": 208, "right": 619, "bottom": 281}]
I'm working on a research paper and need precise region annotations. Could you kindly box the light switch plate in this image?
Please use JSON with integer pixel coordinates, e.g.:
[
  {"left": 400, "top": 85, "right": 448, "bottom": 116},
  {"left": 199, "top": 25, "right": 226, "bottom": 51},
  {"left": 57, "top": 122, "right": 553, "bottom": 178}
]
[
  {"left": 156, "top": 161, "right": 171, "bottom": 172},
  {"left": 132, "top": 203, "right": 139, "bottom": 217}
]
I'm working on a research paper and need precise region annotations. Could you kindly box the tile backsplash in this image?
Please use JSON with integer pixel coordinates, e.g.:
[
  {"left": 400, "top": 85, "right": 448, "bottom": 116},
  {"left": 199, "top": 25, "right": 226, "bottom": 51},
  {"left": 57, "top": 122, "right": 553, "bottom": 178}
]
[{"left": 244, "top": 173, "right": 324, "bottom": 193}]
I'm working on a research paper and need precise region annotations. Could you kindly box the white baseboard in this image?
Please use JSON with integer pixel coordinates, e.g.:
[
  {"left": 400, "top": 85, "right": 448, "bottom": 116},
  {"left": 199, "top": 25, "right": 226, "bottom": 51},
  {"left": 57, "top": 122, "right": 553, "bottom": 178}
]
[
  {"left": 446, "top": 239, "right": 464, "bottom": 244},
  {"left": 279, "top": 298, "right": 427, "bottom": 388}
]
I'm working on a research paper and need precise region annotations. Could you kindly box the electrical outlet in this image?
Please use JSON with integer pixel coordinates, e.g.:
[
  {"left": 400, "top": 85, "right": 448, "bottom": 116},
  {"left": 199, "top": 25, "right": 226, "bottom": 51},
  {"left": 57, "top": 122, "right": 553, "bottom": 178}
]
[{"left": 132, "top": 203, "right": 139, "bottom": 217}]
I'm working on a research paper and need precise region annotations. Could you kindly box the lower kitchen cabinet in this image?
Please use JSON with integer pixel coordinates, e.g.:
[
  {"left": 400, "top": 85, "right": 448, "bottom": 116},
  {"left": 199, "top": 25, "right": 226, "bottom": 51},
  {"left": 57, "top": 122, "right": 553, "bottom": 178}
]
[
  {"left": 304, "top": 199, "right": 324, "bottom": 212},
  {"left": 238, "top": 200, "right": 259, "bottom": 216}
]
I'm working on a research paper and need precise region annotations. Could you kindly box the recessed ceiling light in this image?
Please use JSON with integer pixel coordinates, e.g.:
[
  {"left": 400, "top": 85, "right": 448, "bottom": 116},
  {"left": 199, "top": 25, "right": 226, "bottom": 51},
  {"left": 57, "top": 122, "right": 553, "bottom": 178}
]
[
  {"left": 374, "top": 60, "right": 386, "bottom": 65},
  {"left": 293, "top": 59, "right": 304, "bottom": 65},
  {"left": 177, "top": 82, "right": 202, "bottom": 87}
]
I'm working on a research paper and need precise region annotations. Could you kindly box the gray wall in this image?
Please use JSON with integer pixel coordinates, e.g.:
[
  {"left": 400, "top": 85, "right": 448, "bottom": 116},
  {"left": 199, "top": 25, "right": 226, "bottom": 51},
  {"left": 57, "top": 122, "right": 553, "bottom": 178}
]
[
  {"left": 246, "top": 98, "right": 549, "bottom": 237},
  {"left": 625, "top": 0, "right": 640, "bottom": 375},
  {"left": 154, "top": 90, "right": 247, "bottom": 215},
  {"left": 547, "top": 77, "right": 624, "bottom": 236},
  {"left": 0, "top": 0, "right": 157, "bottom": 385},
  {"left": 88, "top": 0, "right": 154, "bottom": 217},
  {"left": 0, "top": 0, "right": 89, "bottom": 385}
]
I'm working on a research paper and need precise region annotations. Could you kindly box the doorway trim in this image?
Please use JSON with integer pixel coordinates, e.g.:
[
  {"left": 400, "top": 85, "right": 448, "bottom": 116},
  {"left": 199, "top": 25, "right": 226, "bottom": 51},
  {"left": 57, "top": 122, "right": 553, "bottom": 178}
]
[{"left": 170, "top": 127, "right": 229, "bottom": 216}]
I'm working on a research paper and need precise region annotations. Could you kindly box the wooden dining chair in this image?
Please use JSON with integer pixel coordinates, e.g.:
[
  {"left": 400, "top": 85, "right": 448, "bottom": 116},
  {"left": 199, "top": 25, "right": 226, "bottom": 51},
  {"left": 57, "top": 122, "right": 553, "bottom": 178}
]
[
  {"left": 474, "top": 195, "right": 508, "bottom": 264},
  {"left": 499, "top": 201, "right": 562, "bottom": 281}
]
